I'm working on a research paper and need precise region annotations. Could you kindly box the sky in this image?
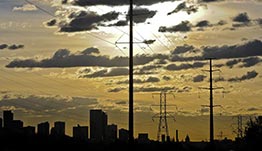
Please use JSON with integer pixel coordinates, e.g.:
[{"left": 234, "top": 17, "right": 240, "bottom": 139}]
[{"left": 0, "top": 0, "right": 262, "bottom": 141}]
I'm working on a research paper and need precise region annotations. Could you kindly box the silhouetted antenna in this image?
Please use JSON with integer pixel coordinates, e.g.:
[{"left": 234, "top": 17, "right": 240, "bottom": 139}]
[
  {"left": 151, "top": 91, "right": 176, "bottom": 141},
  {"left": 199, "top": 58, "right": 224, "bottom": 144}
]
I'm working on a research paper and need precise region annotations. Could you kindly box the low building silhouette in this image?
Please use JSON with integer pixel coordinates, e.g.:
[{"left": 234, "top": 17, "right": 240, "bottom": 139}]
[
  {"left": 138, "top": 133, "right": 150, "bottom": 144},
  {"left": 73, "top": 124, "right": 88, "bottom": 141},
  {"left": 23, "top": 126, "right": 35, "bottom": 136},
  {"left": 105, "top": 124, "right": 117, "bottom": 142},
  {"left": 11, "top": 120, "right": 23, "bottom": 129},
  {"left": 37, "top": 121, "right": 50, "bottom": 136},
  {"left": 119, "top": 128, "right": 129, "bottom": 143}
]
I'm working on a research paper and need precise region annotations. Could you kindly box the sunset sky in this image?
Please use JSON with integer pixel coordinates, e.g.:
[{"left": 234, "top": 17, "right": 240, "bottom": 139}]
[{"left": 0, "top": 0, "right": 262, "bottom": 141}]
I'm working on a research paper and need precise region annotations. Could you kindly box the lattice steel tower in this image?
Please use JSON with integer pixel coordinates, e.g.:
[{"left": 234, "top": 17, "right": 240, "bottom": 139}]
[{"left": 152, "top": 92, "right": 176, "bottom": 141}]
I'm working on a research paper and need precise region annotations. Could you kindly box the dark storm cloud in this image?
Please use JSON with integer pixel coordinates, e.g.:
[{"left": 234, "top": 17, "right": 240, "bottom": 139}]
[
  {"left": 79, "top": 67, "right": 129, "bottom": 78},
  {"left": 193, "top": 75, "right": 207, "bottom": 82},
  {"left": 109, "top": 20, "right": 128, "bottom": 27},
  {"left": 72, "top": 0, "right": 176, "bottom": 6},
  {"left": 165, "top": 62, "right": 206, "bottom": 71},
  {"left": 167, "top": 2, "right": 198, "bottom": 15},
  {"left": 159, "top": 21, "right": 192, "bottom": 33},
  {"left": 60, "top": 11, "right": 119, "bottom": 32},
  {"left": 228, "top": 70, "right": 258, "bottom": 82}
]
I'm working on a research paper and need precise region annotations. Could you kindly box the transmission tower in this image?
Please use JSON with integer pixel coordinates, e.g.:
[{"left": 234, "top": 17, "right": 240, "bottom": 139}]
[
  {"left": 232, "top": 115, "right": 244, "bottom": 139},
  {"left": 199, "top": 58, "right": 224, "bottom": 143},
  {"left": 152, "top": 91, "right": 176, "bottom": 141}
]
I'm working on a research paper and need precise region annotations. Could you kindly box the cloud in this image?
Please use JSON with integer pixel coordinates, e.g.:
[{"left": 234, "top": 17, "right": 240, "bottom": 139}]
[
  {"left": 233, "top": 12, "right": 250, "bottom": 23},
  {"left": 202, "top": 39, "right": 262, "bottom": 59},
  {"left": 135, "top": 85, "right": 175, "bottom": 92},
  {"left": 72, "top": 0, "right": 175, "bottom": 6},
  {"left": 0, "top": 44, "right": 8, "bottom": 49},
  {"left": 8, "top": 44, "right": 24, "bottom": 50},
  {"left": 116, "top": 76, "right": 160, "bottom": 84},
  {"left": 134, "top": 64, "right": 162, "bottom": 75},
  {"left": 6, "top": 48, "right": 167, "bottom": 68},
  {"left": 162, "top": 76, "right": 172, "bottom": 81},
  {"left": 228, "top": 70, "right": 258, "bottom": 82},
  {"left": 130, "top": 7, "right": 157, "bottom": 23},
  {"left": 165, "top": 62, "right": 206, "bottom": 71},
  {"left": 79, "top": 67, "right": 129, "bottom": 78},
  {"left": 108, "top": 87, "right": 126, "bottom": 93},
  {"left": 195, "top": 20, "right": 211, "bottom": 27},
  {"left": 59, "top": 11, "right": 119, "bottom": 32},
  {"left": 193, "top": 75, "right": 207, "bottom": 82},
  {"left": 225, "top": 57, "right": 261, "bottom": 68},
  {"left": 171, "top": 44, "right": 197, "bottom": 54},
  {"left": 159, "top": 21, "right": 192, "bottom": 33},
  {"left": 167, "top": 2, "right": 198, "bottom": 15},
  {"left": 13, "top": 4, "right": 38, "bottom": 12},
  {"left": 0, "top": 95, "right": 98, "bottom": 119},
  {"left": 81, "top": 47, "right": 100, "bottom": 55},
  {"left": 46, "top": 19, "right": 57, "bottom": 26},
  {"left": 0, "top": 44, "right": 24, "bottom": 50}
]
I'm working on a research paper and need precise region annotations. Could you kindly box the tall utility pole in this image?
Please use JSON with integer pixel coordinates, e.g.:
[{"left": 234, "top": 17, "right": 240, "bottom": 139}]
[
  {"left": 129, "top": 0, "right": 134, "bottom": 143},
  {"left": 200, "top": 58, "right": 224, "bottom": 143},
  {"left": 152, "top": 92, "right": 176, "bottom": 141}
]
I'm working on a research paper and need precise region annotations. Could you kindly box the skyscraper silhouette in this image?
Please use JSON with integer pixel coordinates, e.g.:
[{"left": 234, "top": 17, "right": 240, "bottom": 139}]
[
  {"left": 90, "top": 110, "right": 107, "bottom": 142},
  {"left": 3, "top": 110, "right": 13, "bottom": 128},
  {"left": 37, "top": 122, "right": 50, "bottom": 136}
]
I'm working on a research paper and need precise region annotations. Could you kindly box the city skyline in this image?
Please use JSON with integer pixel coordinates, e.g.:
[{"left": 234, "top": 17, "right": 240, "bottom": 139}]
[{"left": 0, "top": 0, "right": 262, "bottom": 141}]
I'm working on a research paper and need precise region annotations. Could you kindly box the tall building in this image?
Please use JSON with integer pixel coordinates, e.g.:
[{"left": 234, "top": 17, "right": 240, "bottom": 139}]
[
  {"left": 0, "top": 118, "right": 2, "bottom": 128},
  {"left": 73, "top": 124, "right": 88, "bottom": 141},
  {"left": 105, "top": 124, "right": 117, "bottom": 142},
  {"left": 3, "top": 110, "right": 13, "bottom": 128},
  {"left": 119, "top": 128, "right": 129, "bottom": 142},
  {"left": 51, "top": 121, "right": 65, "bottom": 136},
  {"left": 37, "top": 122, "right": 50, "bottom": 136},
  {"left": 90, "top": 109, "right": 107, "bottom": 142}
]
